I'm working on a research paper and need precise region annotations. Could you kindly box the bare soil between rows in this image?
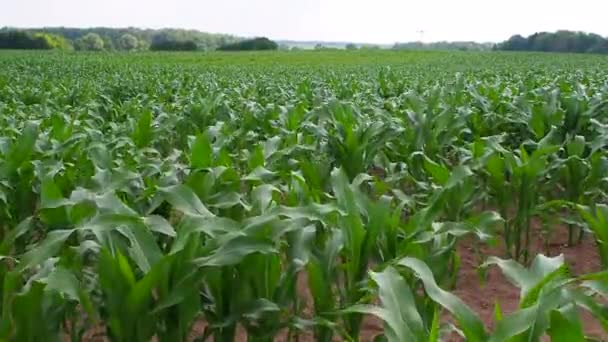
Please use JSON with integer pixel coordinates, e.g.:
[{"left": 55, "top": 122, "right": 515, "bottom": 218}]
[{"left": 450, "top": 225, "right": 606, "bottom": 342}]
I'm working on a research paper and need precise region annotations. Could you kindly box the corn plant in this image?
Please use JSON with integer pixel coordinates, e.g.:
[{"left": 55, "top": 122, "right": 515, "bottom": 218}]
[
  {"left": 353, "top": 255, "right": 608, "bottom": 341},
  {"left": 482, "top": 137, "right": 560, "bottom": 262},
  {"left": 1, "top": 50, "right": 608, "bottom": 341},
  {"left": 578, "top": 204, "right": 608, "bottom": 268}
]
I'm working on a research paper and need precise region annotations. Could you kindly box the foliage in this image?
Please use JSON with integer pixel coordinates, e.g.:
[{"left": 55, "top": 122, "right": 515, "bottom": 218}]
[
  {"left": 75, "top": 33, "right": 105, "bottom": 51},
  {"left": 118, "top": 33, "right": 140, "bottom": 51},
  {"left": 393, "top": 41, "right": 494, "bottom": 51},
  {"left": 150, "top": 40, "right": 197, "bottom": 51},
  {"left": 217, "top": 37, "right": 278, "bottom": 51},
  {"left": 345, "top": 43, "right": 358, "bottom": 50},
  {"left": 0, "top": 31, "right": 70, "bottom": 50},
  {"left": 497, "top": 30, "right": 608, "bottom": 54},
  {"left": 0, "top": 26, "right": 241, "bottom": 51},
  {"left": 0, "top": 50, "right": 607, "bottom": 341}
]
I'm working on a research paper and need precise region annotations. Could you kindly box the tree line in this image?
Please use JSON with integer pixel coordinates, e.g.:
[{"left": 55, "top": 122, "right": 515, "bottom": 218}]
[
  {"left": 0, "top": 27, "right": 278, "bottom": 51},
  {"left": 2, "top": 27, "right": 607, "bottom": 54},
  {"left": 0, "top": 31, "right": 71, "bottom": 50},
  {"left": 217, "top": 37, "right": 278, "bottom": 51},
  {"left": 496, "top": 31, "right": 608, "bottom": 54},
  {"left": 392, "top": 41, "right": 494, "bottom": 51}
]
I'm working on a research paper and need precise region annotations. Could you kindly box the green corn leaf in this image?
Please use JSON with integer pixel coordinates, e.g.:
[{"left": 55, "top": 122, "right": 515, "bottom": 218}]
[
  {"left": 372, "top": 266, "right": 425, "bottom": 337},
  {"left": 243, "top": 166, "right": 277, "bottom": 182},
  {"left": 133, "top": 109, "right": 153, "bottom": 148},
  {"left": 0, "top": 121, "right": 38, "bottom": 177},
  {"left": 159, "top": 184, "right": 214, "bottom": 217},
  {"left": 193, "top": 236, "right": 277, "bottom": 267},
  {"left": 143, "top": 215, "right": 176, "bottom": 237},
  {"left": 11, "top": 282, "right": 60, "bottom": 342},
  {"left": 40, "top": 176, "right": 65, "bottom": 208},
  {"left": 191, "top": 131, "right": 213, "bottom": 169},
  {"left": 397, "top": 257, "right": 487, "bottom": 341},
  {"left": 547, "top": 307, "right": 586, "bottom": 342},
  {"left": 170, "top": 216, "right": 239, "bottom": 253},
  {"left": 488, "top": 305, "right": 538, "bottom": 342},
  {"left": 125, "top": 258, "right": 168, "bottom": 319},
  {"left": 116, "top": 250, "right": 136, "bottom": 286},
  {"left": 346, "top": 304, "right": 418, "bottom": 342},
  {"left": 577, "top": 204, "right": 608, "bottom": 267},
  {"left": 420, "top": 154, "right": 450, "bottom": 185},
  {"left": 347, "top": 267, "right": 425, "bottom": 342},
  {"left": 428, "top": 306, "right": 440, "bottom": 342},
  {"left": 445, "top": 165, "right": 473, "bottom": 189},
  {"left": 0, "top": 271, "right": 21, "bottom": 339},
  {"left": 0, "top": 217, "right": 34, "bottom": 255},
  {"left": 494, "top": 301, "right": 503, "bottom": 322},
  {"left": 42, "top": 266, "right": 81, "bottom": 301},
  {"left": 17, "top": 229, "right": 75, "bottom": 271},
  {"left": 567, "top": 135, "right": 586, "bottom": 157},
  {"left": 482, "top": 254, "right": 566, "bottom": 306}
]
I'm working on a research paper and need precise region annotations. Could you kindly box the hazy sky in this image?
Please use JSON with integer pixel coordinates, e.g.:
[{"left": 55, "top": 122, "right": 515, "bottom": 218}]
[{"left": 2, "top": 0, "right": 607, "bottom": 44}]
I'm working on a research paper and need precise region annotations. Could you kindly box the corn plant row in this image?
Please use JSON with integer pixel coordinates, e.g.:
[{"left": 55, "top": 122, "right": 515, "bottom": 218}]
[{"left": 0, "top": 51, "right": 608, "bottom": 341}]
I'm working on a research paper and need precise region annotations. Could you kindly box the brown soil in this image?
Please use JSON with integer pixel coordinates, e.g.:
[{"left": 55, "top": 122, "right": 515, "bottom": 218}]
[{"left": 452, "top": 225, "right": 606, "bottom": 342}]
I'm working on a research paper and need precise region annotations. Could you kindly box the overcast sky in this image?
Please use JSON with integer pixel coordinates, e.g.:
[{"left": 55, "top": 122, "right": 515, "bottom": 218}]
[{"left": 2, "top": 0, "right": 607, "bottom": 44}]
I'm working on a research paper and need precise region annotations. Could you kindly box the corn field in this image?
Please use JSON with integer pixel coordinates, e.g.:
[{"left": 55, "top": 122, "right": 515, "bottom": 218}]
[{"left": 1, "top": 50, "right": 608, "bottom": 341}]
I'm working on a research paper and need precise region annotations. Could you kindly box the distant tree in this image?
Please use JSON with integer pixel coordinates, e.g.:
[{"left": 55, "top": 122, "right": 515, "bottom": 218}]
[
  {"left": 0, "top": 27, "right": 242, "bottom": 52},
  {"left": 0, "top": 30, "right": 70, "bottom": 50},
  {"left": 150, "top": 31, "right": 198, "bottom": 51},
  {"left": 76, "top": 33, "right": 104, "bottom": 51},
  {"left": 392, "top": 41, "right": 492, "bottom": 51},
  {"left": 101, "top": 35, "right": 114, "bottom": 50},
  {"left": 588, "top": 37, "right": 608, "bottom": 54},
  {"left": 345, "top": 43, "right": 358, "bottom": 50},
  {"left": 150, "top": 39, "right": 197, "bottom": 51},
  {"left": 361, "top": 44, "right": 380, "bottom": 50},
  {"left": 118, "top": 33, "right": 139, "bottom": 50},
  {"left": 314, "top": 43, "right": 324, "bottom": 50},
  {"left": 496, "top": 30, "right": 608, "bottom": 54},
  {"left": 0, "top": 31, "right": 44, "bottom": 49},
  {"left": 34, "top": 33, "right": 72, "bottom": 50},
  {"left": 500, "top": 35, "right": 529, "bottom": 51},
  {"left": 217, "top": 37, "right": 278, "bottom": 51}
]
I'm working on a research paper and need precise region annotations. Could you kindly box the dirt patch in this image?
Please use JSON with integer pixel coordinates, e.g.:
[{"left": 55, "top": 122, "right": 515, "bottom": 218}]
[{"left": 452, "top": 224, "right": 606, "bottom": 341}]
